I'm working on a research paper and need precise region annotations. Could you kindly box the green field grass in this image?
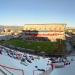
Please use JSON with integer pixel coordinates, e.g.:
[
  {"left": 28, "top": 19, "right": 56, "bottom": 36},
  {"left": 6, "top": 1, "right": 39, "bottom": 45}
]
[{"left": 0, "top": 39, "right": 66, "bottom": 55}]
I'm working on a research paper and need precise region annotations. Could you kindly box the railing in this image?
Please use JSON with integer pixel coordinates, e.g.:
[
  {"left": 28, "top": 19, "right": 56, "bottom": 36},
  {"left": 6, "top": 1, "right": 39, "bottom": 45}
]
[
  {"left": 0, "top": 64, "right": 24, "bottom": 75},
  {"left": 2, "top": 67, "right": 14, "bottom": 75},
  {"left": 0, "top": 68, "right": 7, "bottom": 75}
]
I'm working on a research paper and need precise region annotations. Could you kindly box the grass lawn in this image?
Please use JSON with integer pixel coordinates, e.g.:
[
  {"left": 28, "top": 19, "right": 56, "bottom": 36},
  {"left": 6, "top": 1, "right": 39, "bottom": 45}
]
[{"left": 0, "top": 39, "right": 66, "bottom": 55}]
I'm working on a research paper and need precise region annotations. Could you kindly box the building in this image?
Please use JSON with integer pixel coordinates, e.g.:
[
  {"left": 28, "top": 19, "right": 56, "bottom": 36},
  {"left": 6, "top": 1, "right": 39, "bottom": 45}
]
[
  {"left": 23, "top": 23, "right": 66, "bottom": 41},
  {"left": 0, "top": 26, "right": 23, "bottom": 35}
]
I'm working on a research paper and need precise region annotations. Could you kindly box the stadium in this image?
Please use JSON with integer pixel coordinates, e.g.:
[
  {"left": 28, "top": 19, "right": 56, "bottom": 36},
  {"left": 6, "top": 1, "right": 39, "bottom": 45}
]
[
  {"left": 23, "top": 23, "right": 66, "bottom": 41},
  {"left": 0, "top": 24, "right": 68, "bottom": 75}
]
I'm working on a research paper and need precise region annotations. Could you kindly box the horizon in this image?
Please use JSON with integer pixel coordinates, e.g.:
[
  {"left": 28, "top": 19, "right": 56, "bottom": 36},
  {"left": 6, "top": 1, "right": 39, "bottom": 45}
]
[{"left": 0, "top": 23, "right": 74, "bottom": 28}]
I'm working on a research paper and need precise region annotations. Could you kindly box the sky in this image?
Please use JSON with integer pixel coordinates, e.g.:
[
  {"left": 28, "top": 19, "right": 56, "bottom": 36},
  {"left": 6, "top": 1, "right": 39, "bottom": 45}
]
[{"left": 0, "top": 0, "right": 75, "bottom": 27}]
